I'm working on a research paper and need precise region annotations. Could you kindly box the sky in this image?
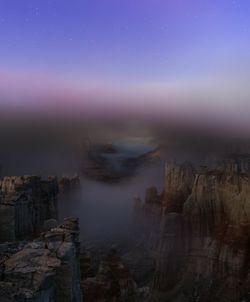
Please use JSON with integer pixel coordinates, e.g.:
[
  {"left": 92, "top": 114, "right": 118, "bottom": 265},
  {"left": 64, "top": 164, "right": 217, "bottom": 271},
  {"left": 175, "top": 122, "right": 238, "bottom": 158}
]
[{"left": 0, "top": 0, "right": 250, "bottom": 128}]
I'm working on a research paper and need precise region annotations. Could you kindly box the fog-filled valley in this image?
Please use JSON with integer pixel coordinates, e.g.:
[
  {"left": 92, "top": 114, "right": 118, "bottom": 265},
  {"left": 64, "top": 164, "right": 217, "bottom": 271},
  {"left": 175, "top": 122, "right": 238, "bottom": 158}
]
[{"left": 1, "top": 119, "right": 250, "bottom": 302}]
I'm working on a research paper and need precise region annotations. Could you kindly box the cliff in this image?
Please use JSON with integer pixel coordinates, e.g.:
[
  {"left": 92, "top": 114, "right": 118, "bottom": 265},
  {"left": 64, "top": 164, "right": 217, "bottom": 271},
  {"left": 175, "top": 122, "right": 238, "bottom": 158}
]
[
  {"left": 59, "top": 175, "right": 81, "bottom": 195},
  {"left": 0, "top": 176, "right": 58, "bottom": 242},
  {"left": 162, "top": 161, "right": 195, "bottom": 213},
  {"left": 181, "top": 168, "right": 250, "bottom": 301},
  {"left": 0, "top": 217, "right": 82, "bottom": 302},
  {"left": 150, "top": 157, "right": 250, "bottom": 301},
  {"left": 82, "top": 249, "right": 137, "bottom": 302}
]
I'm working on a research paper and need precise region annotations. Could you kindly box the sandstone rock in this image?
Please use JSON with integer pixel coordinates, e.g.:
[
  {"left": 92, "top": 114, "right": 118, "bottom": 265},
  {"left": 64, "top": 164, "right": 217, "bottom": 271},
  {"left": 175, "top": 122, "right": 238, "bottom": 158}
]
[
  {"left": 143, "top": 187, "right": 162, "bottom": 229},
  {"left": 152, "top": 213, "right": 187, "bottom": 291},
  {"left": 0, "top": 176, "right": 58, "bottom": 243},
  {"left": 43, "top": 219, "right": 58, "bottom": 232},
  {"left": 217, "top": 153, "right": 250, "bottom": 174},
  {"left": 150, "top": 156, "right": 250, "bottom": 301},
  {"left": 59, "top": 176, "right": 81, "bottom": 195},
  {"left": 162, "top": 161, "right": 195, "bottom": 213},
  {"left": 0, "top": 217, "right": 82, "bottom": 302},
  {"left": 82, "top": 249, "right": 137, "bottom": 302}
]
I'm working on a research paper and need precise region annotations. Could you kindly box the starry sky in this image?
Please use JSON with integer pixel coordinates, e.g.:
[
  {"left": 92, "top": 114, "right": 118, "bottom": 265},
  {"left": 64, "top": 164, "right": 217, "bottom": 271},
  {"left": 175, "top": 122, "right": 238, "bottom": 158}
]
[{"left": 0, "top": 0, "right": 250, "bottom": 128}]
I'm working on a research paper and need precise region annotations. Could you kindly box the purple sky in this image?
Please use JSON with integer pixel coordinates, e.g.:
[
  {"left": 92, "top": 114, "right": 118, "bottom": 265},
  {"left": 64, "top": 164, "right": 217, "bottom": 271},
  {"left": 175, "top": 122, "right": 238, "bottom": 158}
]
[{"left": 0, "top": 0, "right": 250, "bottom": 128}]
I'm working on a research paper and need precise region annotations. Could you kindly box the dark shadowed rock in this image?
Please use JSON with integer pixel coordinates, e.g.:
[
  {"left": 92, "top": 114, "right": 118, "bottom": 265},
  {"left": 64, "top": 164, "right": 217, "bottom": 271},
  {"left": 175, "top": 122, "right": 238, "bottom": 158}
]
[
  {"left": 0, "top": 176, "right": 58, "bottom": 243},
  {"left": 82, "top": 249, "right": 137, "bottom": 302},
  {"left": 0, "top": 218, "right": 82, "bottom": 302},
  {"left": 162, "top": 161, "right": 195, "bottom": 213},
  {"left": 59, "top": 176, "right": 81, "bottom": 195},
  {"left": 150, "top": 156, "right": 250, "bottom": 301}
]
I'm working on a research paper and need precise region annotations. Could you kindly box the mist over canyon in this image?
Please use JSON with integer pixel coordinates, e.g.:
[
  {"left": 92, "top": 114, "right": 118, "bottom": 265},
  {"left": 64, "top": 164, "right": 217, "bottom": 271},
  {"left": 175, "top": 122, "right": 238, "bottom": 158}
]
[
  {"left": 1, "top": 0, "right": 250, "bottom": 300},
  {"left": 0, "top": 119, "right": 250, "bottom": 301}
]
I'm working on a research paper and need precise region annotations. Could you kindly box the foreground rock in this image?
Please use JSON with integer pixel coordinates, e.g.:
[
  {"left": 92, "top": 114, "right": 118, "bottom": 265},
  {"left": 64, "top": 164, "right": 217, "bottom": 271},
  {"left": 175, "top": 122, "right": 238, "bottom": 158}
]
[
  {"left": 0, "top": 176, "right": 58, "bottom": 243},
  {"left": 151, "top": 158, "right": 250, "bottom": 302},
  {"left": 179, "top": 166, "right": 250, "bottom": 301},
  {"left": 59, "top": 175, "right": 81, "bottom": 195},
  {"left": 0, "top": 217, "right": 82, "bottom": 302},
  {"left": 162, "top": 161, "right": 195, "bottom": 212},
  {"left": 135, "top": 156, "right": 250, "bottom": 301},
  {"left": 82, "top": 249, "right": 137, "bottom": 302}
]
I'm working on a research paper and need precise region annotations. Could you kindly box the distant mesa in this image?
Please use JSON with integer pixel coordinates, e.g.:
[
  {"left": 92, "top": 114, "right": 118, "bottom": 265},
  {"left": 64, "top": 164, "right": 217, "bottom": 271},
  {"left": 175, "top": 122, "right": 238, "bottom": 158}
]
[{"left": 81, "top": 138, "right": 160, "bottom": 182}]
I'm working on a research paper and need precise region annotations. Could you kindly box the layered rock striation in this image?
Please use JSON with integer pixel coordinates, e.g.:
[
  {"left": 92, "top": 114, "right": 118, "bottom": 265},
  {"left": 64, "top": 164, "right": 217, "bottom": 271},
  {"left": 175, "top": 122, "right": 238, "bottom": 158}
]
[
  {"left": 0, "top": 176, "right": 58, "bottom": 243},
  {"left": 136, "top": 156, "right": 250, "bottom": 301},
  {"left": 0, "top": 217, "right": 82, "bottom": 302},
  {"left": 162, "top": 161, "right": 195, "bottom": 213},
  {"left": 59, "top": 175, "right": 81, "bottom": 195},
  {"left": 82, "top": 249, "right": 137, "bottom": 302}
]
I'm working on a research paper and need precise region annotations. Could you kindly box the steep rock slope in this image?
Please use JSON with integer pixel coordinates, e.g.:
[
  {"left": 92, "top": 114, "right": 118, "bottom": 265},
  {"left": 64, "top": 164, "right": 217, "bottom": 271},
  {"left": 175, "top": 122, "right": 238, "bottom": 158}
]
[
  {"left": 0, "top": 217, "right": 82, "bottom": 302},
  {"left": 162, "top": 161, "right": 195, "bottom": 213},
  {"left": 0, "top": 176, "right": 58, "bottom": 242},
  {"left": 82, "top": 249, "right": 137, "bottom": 302},
  {"left": 151, "top": 157, "right": 250, "bottom": 301}
]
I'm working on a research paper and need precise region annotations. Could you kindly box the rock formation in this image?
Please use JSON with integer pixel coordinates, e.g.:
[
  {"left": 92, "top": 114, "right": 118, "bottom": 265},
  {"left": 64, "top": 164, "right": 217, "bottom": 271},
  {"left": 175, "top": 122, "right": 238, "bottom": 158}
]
[
  {"left": 152, "top": 213, "right": 187, "bottom": 292},
  {"left": 162, "top": 161, "right": 195, "bottom": 213},
  {"left": 143, "top": 187, "right": 162, "bottom": 230},
  {"left": 180, "top": 167, "right": 250, "bottom": 301},
  {"left": 217, "top": 153, "right": 250, "bottom": 174},
  {"left": 81, "top": 138, "right": 161, "bottom": 182},
  {"left": 82, "top": 249, "right": 137, "bottom": 302},
  {"left": 150, "top": 157, "right": 250, "bottom": 301},
  {"left": 59, "top": 175, "right": 81, "bottom": 195},
  {"left": 0, "top": 176, "right": 58, "bottom": 243},
  {"left": 0, "top": 217, "right": 82, "bottom": 302}
]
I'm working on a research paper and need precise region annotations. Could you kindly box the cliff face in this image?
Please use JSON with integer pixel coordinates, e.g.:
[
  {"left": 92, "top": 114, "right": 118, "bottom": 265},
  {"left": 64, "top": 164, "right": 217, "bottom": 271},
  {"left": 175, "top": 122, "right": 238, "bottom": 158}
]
[
  {"left": 0, "top": 217, "right": 82, "bottom": 302},
  {"left": 59, "top": 176, "right": 81, "bottom": 195},
  {"left": 181, "top": 169, "right": 250, "bottom": 301},
  {"left": 0, "top": 176, "right": 58, "bottom": 243},
  {"left": 82, "top": 249, "right": 137, "bottom": 302},
  {"left": 152, "top": 213, "right": 187, "bottom": 292},
  {"left": 147, "top": 158, "right": 250, "bottom": 301},
  {"left": 143, "top": 187, "right": 162, "bottom": 231},
  {"left": 162, "top": 161, "right": 195, "bottom": 213}
]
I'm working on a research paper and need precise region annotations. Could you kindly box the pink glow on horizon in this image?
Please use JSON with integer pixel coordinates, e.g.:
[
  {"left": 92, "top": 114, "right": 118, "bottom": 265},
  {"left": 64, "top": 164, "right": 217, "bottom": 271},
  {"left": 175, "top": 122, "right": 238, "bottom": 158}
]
[{"left": 0, "top": 68, "right": 250, "bottom": 135}]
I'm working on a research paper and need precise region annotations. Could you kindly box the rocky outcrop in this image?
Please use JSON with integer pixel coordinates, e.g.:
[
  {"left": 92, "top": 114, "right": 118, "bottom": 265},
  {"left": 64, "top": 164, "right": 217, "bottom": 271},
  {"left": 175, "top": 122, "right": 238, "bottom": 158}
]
[
  {"left": 179, "top": 168, "right": 250, "bottom": 301},
  {"left": 59, "top": 176, "right": 81, "bottom": 195},
  {"left": 150, "top": 157, "right": 250, "bottom": 301},
  {"left": 217, "top": 153, "right": 250, "bottom": 174},
  {"left": 143, "top": 187, "right": 162, "bottom": 230},
  {"left": 0, "top": 217, "right": 82, "bottom": 302},
  {"left": 0, "top": 176, "right": 58, "bottom": 243},
  {"left": 133, "top": 187, "right": 163, "bottom": 253},
  {"left": 148, "top": 163, "right": 194, "bottom": 294},
  {"left": 82, "top": 249, "right": 137, "bottom": 302},
  {"left": 81, "top": 138, "right": 160, "bottom": 182},
  {"left": 152, "top": 213, "right": 187, "bottom": 292},
  {"left": 162, "top": 161, "right": 195, "bottom": 213}
]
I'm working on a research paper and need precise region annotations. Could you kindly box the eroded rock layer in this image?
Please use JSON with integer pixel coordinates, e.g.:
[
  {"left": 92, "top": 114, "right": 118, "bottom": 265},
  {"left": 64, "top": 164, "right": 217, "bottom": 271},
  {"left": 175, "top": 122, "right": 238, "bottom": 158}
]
[
  {"left": 82, "top": 249, "right": 137, "bottom": 302},
  {"left": 136, "top": 157, "right": 250, "bottom": 301},
  {"left": 0, "top": 176, "right": 58, "bottom": 242},
  {"left": 162, "top": 161, "right": 195, "bottom": 213},
  {"left": 59, "top": 176, "right": 81, "bottom": 195},
  {"left": 0, "top": 217, "right": 82, "bottom": 302}
]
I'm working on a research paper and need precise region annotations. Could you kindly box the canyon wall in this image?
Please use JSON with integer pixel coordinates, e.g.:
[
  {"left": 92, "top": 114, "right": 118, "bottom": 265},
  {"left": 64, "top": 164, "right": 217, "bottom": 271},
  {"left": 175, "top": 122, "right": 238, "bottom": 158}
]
[
  {"left": 82, "top": 249, "right": 137, "bottom": 302},
  {"left": 138, "top": 157, "right": 250, "bottom": 301},
  {"left": 59, "top": 176, "right": 81, "bottom": 195},
  {"left": 0, "top": 217, "right": 82, "bottom": 302},
  {"left": 0, "top": 176, "right": 58, "bottom": 242},
  {"left": 162, "top": 161, "right": 195, "bottom": 212}
]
